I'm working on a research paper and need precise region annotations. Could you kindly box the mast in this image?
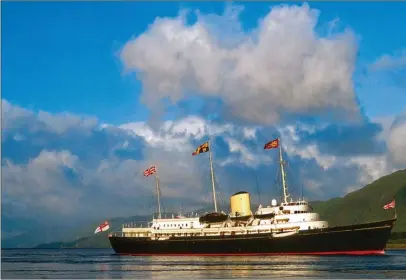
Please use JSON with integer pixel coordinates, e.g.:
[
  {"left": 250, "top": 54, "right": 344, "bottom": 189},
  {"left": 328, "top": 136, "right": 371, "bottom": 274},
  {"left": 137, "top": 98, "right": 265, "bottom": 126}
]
[
  {"left": 279, "top": 139, "right": 289, "bottom": 204},
  {"left": 208, "top": 140, "right": 218, "bottom": 213},
  {"left": 154, "top": 167, "right": 162, "bottom": 219}
]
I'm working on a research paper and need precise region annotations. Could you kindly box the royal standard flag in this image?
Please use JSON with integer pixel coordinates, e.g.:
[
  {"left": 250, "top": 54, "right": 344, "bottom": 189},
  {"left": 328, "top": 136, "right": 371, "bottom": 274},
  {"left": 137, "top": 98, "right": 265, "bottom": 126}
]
[
  {"left": 192, "top": 142, "right": 210, "bottom": 156},
  {"left": 264, "top": 138, "right": 279, "bottom": 149}
]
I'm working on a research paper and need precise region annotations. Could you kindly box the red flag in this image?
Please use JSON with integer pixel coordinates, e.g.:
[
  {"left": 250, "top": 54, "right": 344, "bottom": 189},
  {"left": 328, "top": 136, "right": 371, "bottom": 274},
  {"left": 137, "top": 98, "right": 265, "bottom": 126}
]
[
  {"left": 264, "top": 138, "right": 279, "bottom": 149},
  {"left": 383, "top": 199, "right": 395, "bottom": 210},
  {"left": 94, "top": 221, "right": 110, "bottom": 234},
  {"left": 143, "top": 165, "right": 157, "bottom": 177},
  {"left": 192, "top": 142, "right": 209, "bottom": 156}
]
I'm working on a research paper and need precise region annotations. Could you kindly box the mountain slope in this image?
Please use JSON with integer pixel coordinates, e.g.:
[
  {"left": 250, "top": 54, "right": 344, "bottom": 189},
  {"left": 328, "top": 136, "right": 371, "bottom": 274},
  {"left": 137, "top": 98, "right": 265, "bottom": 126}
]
[{"left": 312, "top": 169, "right": 406, "bottom": 232}]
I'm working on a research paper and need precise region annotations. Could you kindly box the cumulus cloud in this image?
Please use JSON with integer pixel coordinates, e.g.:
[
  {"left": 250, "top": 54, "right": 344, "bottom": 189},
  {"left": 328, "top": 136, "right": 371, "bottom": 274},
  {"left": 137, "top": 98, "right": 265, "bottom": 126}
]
[
  {"left": 387, "top": 112, "right": 406, "bottom": 165},
  {"left": 369, "top": 49, "right": 406, "bottom": 71},
  {"left": 277, "top": 122, "right": 397, "bottom": 194},
  {"left": 120, "top": 3, "right": 360, "bottom": 125},
  {"left": 1, "top": 101, "right": 274, "bottom": 224},
  {"left": 2, "top": 100, "right": 404, "bottom": 231},
  {"left": 1, "top": 99, "right": 98, "bottom": 136},
  {"left": 2, "top": 150, "right": 82, "bottom": 218}
]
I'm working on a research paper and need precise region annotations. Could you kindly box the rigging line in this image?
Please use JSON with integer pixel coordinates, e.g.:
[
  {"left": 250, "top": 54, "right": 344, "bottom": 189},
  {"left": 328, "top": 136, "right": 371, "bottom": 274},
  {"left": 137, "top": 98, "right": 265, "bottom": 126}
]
[
  {"left": 217, "top": 180, "right": 226, "bottom": 213},
  {"left": 212, "top": 161, "right": 230, "bottom": 213},
  {"left": 208, "top": 138, "right": 226, "bottom": 213},
  {"left": 255, "top": 173, "right": 262, "bottom": 206},
  {"left": 160, "top": 187, "right": 166, "bottom": 214},
  {"left": 285, "top": 158, "right": 300, "bottom": 199},
  {"left": 155, "top": 177, "right": 166, "bottom": 214},
  {"left": 275, "top": 166, "right": 282, "bottom": 203},
  {"left": 213, "top": 171, "right": 225, "bottom": 213}
]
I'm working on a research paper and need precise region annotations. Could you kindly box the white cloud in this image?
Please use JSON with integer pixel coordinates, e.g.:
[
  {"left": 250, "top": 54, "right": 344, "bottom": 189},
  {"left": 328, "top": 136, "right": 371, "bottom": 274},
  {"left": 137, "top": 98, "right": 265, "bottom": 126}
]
[
  {"left": 387, "top": 112, "right": 406, "bottom": 165},
  {"left": 347, "top": 155, "right": 395, "bottom": 186},
  {"left": 1, "top": 99, "right": 98, "bottom": 136},
  {"left": 278, "top": 124, "right": 337, "bottom": 170},
  {"left": 37, "top": 111, "right": 98, "bottom": 134},
  {"left": 119, "top": 115, "right": 234, "bottom": 152},
  {"left": 120, "top": 3, "right": 360, "bottom": 125},
  {"left": 2, "top": 100, "right": 405, "bottom": 228},
  {"left": 369, "top": 49, "right": 406, "bottom": 71},
  {"left": 2, "top": 150, "right": 82, "bottom": 216},
  {"left": 221, "top": 137, "right": 272, "bottom": 168},
  {"left": 242, "top": 127, "right": 257, "bottom": 140},
  {"left": 276, "top": 122, "right": 401, "bottom": 195},
  {"left": 1, "top": 99, "right": 33, "bottom": 130}
]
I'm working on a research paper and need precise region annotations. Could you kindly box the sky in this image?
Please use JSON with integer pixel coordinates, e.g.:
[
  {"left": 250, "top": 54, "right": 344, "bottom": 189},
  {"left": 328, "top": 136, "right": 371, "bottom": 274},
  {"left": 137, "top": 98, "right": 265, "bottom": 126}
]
[{"left": 2, "top": 1, "right": 406, "bottom": 237}]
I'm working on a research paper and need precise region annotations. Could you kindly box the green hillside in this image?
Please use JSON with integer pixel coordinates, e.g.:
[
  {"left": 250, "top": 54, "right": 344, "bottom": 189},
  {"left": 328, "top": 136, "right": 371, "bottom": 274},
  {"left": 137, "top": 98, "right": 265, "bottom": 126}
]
[
  {"left": 34, "top": 169, "right": 406, "bottom": 248},
  {"left": 312, "top": 169, "right": 406, "bottom": 232},
  {"left": 35, "top": 232, "right": 111, "bottom": 249}
]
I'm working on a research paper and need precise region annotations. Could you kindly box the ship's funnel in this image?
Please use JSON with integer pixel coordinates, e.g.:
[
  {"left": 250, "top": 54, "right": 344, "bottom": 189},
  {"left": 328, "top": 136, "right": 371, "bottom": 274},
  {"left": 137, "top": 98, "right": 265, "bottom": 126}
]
[{"left": 230, "top": 191, "right": 252, "bottom": 219}]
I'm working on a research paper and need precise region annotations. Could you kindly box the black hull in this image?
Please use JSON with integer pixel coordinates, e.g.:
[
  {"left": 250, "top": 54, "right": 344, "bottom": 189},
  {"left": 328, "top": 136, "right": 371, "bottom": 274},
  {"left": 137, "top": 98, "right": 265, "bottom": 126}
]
[{"left": 109, "top": 218, "right": 395, "bottom": 256}]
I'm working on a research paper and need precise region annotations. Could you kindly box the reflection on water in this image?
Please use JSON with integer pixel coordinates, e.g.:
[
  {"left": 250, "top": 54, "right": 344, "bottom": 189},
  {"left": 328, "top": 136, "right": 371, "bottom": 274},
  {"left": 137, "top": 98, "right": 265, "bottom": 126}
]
[
  {"left": 117, "top": 256, "right": 317, "bottom": 279},
  {"left": 2, "top": 249, "right": 406, "bottom": 279}
]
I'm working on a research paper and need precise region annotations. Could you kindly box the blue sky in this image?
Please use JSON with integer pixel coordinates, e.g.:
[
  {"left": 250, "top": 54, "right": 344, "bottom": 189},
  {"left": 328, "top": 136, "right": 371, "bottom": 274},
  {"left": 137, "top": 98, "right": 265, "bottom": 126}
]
[
  {"left": 3, "top": 1, "right": 406, "bottom": 123},
  {"left": 2, "top": 1, "right": 406, "bottom": 246}
]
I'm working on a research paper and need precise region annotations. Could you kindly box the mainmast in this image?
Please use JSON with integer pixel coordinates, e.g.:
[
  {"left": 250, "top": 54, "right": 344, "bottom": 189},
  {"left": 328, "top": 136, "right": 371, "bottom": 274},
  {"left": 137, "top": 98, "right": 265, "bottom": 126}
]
[
  {"left": 192, "top": 140, "right": 218, "bottom": 213},
  {"left": 208, "top": 140, "right": 218, "bottom": 213},
  {"left": 264, "top": 137, "right": 289, "bottom": 204},
  {"left": 155, "top": 169, "right": 162, "bottom": 219},
  {"left": 278, "top": 140, "right": 289, "bottom": 204}
]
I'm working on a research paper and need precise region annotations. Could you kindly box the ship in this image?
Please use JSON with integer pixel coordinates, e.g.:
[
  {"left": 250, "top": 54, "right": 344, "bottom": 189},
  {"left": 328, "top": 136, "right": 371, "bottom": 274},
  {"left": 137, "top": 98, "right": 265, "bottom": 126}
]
[{"left": 109, "top": 138, "right": 397, "bottom": 256}]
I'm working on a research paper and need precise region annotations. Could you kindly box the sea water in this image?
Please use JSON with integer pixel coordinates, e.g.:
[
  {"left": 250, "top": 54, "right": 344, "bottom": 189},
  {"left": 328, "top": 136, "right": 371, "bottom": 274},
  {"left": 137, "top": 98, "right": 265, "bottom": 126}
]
[{"left": 2, "top": 249, "right": 406, "bottom": 279}]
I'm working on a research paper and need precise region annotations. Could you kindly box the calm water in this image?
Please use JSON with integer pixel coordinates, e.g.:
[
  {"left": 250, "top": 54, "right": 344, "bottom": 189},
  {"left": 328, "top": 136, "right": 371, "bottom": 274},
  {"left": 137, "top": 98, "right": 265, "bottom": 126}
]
[{"left": 2, "top": 249, "right": 406, "bottom": 279}]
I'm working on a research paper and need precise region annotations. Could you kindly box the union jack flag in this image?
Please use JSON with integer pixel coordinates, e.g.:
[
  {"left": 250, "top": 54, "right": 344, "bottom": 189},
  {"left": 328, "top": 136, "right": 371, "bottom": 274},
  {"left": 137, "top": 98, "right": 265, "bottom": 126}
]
[
  {"left": 143, "top": 165, "right": 157, "bottom": 177},
  {"left": 383, "top": 199, "right": 395, "bottom": 210}
]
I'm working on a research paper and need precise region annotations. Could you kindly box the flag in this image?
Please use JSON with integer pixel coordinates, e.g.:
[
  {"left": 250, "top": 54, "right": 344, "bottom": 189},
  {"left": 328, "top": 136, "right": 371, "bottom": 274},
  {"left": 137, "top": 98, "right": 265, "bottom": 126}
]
[
  {"left": 192, "top": 142, "right": 210, "bottom": 156},
  {"left": 143, "top": 165, "right": 157, "bottom": 177},
  {"left": 383, "top": 199, "right": 395, "bottom": 210},
  {"left": 94, "top": 221, "right": 110, "bottom": 234},
  {"left": 264, "top": 138, "right": 279, "bottom": 149}
]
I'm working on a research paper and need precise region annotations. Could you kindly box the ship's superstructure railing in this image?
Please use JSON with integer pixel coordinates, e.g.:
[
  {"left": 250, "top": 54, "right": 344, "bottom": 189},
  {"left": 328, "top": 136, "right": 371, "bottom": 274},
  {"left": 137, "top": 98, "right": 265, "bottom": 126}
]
[
  {"left": 120, "top": 222, "right": 303, "bottom": 238},
  {"left": 152, "top": 212, "right": 201, "bottom": 219}
]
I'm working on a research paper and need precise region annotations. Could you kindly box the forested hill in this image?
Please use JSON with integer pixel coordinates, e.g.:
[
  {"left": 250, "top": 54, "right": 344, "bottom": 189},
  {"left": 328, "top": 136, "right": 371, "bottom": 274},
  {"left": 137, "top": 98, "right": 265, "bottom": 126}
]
[{"left": 312, "top": 169, "right": 406, "bottom": 232}]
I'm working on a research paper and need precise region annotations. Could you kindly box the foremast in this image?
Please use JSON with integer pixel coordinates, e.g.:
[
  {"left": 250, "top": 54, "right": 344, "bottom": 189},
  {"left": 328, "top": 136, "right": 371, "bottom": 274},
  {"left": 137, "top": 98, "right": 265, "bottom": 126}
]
[
  {"left": 154, "top": 168, "right": 162, "bottom": 219},
  {"left": 143, "top": 165, "right": 162, "bottom": 219}
]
